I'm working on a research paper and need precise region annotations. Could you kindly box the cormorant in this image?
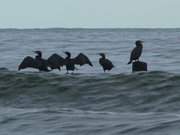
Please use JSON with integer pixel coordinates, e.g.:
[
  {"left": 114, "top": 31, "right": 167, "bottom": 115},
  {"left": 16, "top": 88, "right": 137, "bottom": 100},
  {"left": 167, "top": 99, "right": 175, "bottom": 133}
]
[
  {"left": 64, "top": 51, "right": 93, "bottom": 73},
  {"left": 128, "top": 40, "right": 143, "bottom": 64},
  {"left": 64, "top": 52, "right": 75, "bottom": 73},
  {"left": 18, "top": 51, "right": 49, "bottom": 71},
  {"left": 99, "top": 53, "right": 114, "bottom": 72}
]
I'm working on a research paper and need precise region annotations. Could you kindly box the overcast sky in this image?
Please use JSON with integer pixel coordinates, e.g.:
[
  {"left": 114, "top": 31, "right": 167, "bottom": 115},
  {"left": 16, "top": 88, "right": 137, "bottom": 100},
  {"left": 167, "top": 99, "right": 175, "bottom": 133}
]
[{"left": 0, "top": 0, "right": 179, "bottom": 28}]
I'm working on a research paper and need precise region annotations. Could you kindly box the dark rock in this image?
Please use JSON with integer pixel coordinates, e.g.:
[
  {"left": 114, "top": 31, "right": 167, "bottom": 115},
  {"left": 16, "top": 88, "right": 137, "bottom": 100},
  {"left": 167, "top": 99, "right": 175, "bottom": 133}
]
[{"left": 132, "top": 61, "right": 147, "bottom": 72}]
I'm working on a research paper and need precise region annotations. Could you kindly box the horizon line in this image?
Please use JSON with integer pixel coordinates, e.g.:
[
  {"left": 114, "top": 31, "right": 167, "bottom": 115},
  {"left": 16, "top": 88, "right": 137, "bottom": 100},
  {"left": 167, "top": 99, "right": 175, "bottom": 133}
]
[{"left": 0, "top": 27, "right": 180, "bottom": 30}]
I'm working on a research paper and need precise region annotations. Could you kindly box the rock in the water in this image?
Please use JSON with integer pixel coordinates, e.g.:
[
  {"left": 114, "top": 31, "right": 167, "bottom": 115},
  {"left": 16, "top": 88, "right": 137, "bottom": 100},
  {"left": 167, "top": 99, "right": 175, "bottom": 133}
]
[{"left": 132, "top": 61, "right": 147, "bottom": 72}]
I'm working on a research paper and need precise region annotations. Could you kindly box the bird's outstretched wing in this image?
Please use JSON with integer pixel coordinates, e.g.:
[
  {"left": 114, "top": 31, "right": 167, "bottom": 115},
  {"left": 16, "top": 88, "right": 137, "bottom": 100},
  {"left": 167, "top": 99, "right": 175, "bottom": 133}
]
[
  {"left": 47, "top": 53, "right": 65, "bottom": 70},
  {"left": 73, "top": 53, "right": 93, "bottom": 66},
  {"left": 18, "top": 56, "right": 37, "bottom": 70}
]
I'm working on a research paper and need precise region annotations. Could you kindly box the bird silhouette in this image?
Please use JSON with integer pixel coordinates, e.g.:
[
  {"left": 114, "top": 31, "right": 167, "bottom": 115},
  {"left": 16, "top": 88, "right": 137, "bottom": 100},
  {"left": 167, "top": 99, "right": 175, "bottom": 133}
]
[
  {"left": 99, "top": 53, "right": 114, "bottom": 72},
  {"left": 64, "top": 52, "right": 93, "bottom": 73},
  {"left": 128, "top": 40, "right": 143, "bottom": 64},
  {"left": 18, "top": 51, "right": 49, "bottom": 71}
]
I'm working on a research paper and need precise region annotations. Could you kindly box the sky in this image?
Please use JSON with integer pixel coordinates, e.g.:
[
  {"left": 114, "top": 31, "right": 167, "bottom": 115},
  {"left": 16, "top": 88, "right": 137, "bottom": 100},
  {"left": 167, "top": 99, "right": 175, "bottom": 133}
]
[{"left": 0, "top": 0, "right": 179, "bottom": 28}]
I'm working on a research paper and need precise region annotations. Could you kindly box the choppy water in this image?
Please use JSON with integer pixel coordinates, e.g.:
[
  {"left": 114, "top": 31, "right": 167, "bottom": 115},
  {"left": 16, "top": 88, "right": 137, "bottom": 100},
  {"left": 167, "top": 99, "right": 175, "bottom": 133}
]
[{"left": 0, "top": 28, "right": 180, "bottom": 134}]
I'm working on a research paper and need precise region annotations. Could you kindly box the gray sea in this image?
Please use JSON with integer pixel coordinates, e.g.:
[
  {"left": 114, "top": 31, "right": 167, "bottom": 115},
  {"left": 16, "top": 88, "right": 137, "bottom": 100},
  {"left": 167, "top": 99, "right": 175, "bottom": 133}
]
[{"left": 0, "top": 28, "right": 180, "bottom": 135}]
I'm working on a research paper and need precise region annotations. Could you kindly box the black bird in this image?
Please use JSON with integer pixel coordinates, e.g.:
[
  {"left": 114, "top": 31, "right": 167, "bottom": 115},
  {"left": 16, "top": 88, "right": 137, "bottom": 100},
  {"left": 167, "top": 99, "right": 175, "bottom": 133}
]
[
  {"left": 64, "top": 52, "right": 75, "bottom": 73},
  {"left": 99, "top": 53, "right": 114, "bottom": 72},
  {"left": 128, "top": 40, "right": 143, "bottom": 64},
  {"left": 18, "top": 51, "right": 49, "bottom": 71},
  {"left": 64, "top": 51, "right": 93, "bottom": 73}
]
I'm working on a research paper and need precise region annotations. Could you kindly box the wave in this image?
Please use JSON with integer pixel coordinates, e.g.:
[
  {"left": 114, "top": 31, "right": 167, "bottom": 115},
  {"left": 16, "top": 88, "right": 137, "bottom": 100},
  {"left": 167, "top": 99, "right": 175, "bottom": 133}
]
[{"left": 0, "top": 70, "right": 180, "bottom": 112}]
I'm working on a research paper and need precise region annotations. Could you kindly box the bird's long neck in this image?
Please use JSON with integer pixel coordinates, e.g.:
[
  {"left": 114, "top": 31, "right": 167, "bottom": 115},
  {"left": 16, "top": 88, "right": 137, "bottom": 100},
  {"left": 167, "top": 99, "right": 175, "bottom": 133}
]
[
  {"left": 66, "top": 54, "right": 71, "bottom": 59},
  {"left": 36, "top": 53, "right": 42, "bottom": 59},
  {"left": 38, "top": 53, "right": 42, "bottom": 58},
  {"left": 101, "top": 55, "right": 105, "bottom": 59}
]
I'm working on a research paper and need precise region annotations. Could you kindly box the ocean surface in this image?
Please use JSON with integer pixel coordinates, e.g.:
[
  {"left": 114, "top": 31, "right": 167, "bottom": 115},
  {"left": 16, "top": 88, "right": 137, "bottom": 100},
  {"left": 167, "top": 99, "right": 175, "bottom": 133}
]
[{"left": 0, "top": 28, "right": 180, "bottom": 135}]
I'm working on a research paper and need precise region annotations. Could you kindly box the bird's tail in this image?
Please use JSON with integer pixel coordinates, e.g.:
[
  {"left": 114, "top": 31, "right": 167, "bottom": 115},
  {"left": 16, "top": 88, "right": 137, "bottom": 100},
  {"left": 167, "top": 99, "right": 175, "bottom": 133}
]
[{"left": 128, "top": 61, "right": 132, "bottom": 64}]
